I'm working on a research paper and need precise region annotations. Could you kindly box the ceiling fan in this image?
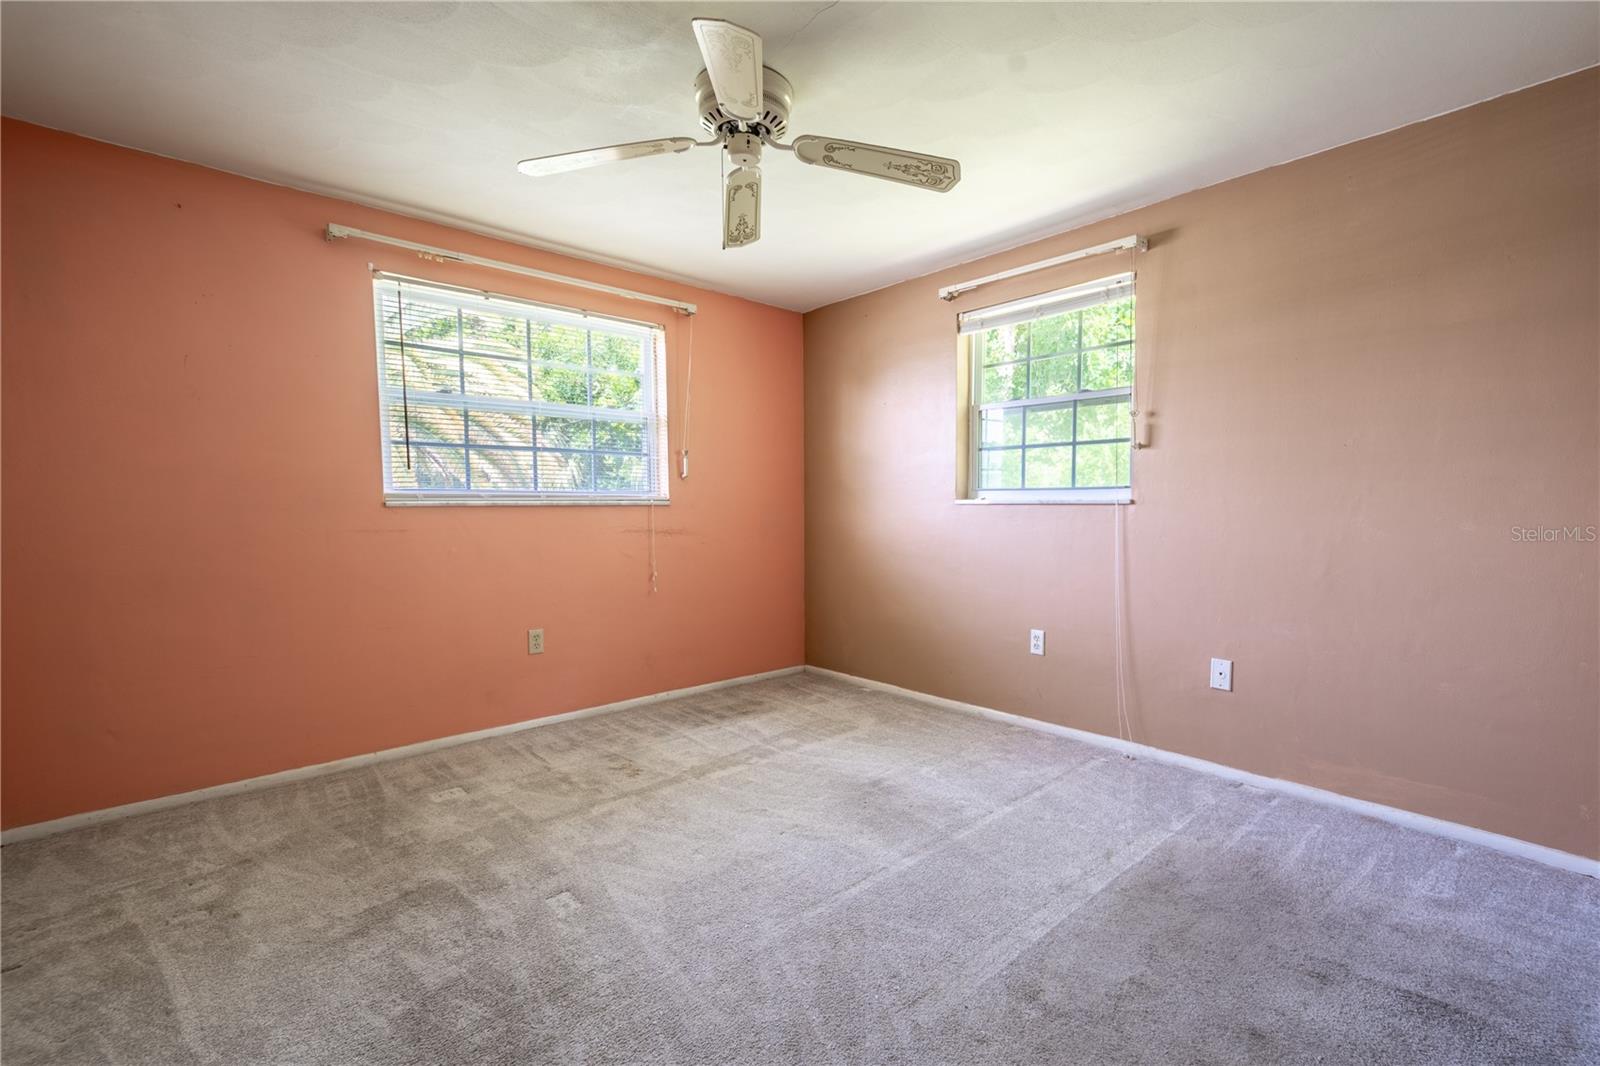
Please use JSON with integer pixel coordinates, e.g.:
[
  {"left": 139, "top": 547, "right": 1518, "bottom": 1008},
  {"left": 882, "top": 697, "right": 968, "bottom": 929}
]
[{"left": 515, "top": 18, "right": 962, "bottom": 249}]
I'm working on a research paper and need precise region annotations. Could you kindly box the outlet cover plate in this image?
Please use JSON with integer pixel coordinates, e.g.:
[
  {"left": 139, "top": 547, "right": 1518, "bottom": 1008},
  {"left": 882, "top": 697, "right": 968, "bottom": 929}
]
[
  {"left": 528, "top": 628, "right": 545, "bottom": 655},
  {"left": 1210, "top": 657, "right": 1232, "bottom": 691},
  {"left": 1029, "top": 629, "right": 1046, "bottom": 656}
]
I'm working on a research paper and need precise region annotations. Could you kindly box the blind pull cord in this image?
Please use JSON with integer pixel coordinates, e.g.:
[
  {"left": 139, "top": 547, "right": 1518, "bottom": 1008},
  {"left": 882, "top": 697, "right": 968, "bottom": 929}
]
[
  {"left": 647, "top": 501, "right": 660, "bottom": 594},
  {"left": 680, "top": 313, "right": 695, "bottom": 479},
  {"left": 1115, "top": 252, "right": 1137, "bottom": 742},
  {"left": 397, "top": 283, "right": 413, "bottom": 470},
  {"left": 1129, "top": 244, "right": 1147, "bottom": 450}
]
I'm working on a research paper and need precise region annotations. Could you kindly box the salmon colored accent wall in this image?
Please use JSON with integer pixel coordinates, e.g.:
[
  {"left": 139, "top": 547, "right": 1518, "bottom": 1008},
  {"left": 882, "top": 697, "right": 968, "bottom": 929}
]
[
  {"left": 0, "top": 119, "right": 804, "bottom": 830},
  {"left": 804, "top": 71, "right": 1600, "bottom": 858}
]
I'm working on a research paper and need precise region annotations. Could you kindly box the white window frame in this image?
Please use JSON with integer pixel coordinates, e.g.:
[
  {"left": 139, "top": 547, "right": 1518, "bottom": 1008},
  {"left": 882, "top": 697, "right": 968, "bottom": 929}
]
[
  {"left": 959, "top": 273, "right": 1135, "bottom": 505},
  {"left": 372, "top": 274, "right": 670, "bottom": 507}
]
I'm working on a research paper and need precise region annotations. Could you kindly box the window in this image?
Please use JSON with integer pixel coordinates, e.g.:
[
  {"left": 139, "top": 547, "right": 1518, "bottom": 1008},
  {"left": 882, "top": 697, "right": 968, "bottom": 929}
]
[
  {"left": 960, "top": 273, "right": 1134, "bottom": 502},
  {"left": 373, "top": 276, "right": 668, "bottom": 504}
]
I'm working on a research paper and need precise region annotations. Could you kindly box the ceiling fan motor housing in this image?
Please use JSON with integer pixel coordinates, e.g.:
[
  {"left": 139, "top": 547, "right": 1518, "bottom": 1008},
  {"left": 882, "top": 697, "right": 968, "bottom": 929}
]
[
  {"left": 725, "top": 133, "right": 762, "bottom": 168},
  {"left": 696, "top": 67, "right": 792, "bottom": 139}
]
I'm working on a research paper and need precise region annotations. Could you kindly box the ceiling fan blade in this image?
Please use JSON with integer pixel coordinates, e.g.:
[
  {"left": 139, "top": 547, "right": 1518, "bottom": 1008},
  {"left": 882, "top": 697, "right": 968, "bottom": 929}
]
[
  {"left": 691, "top": 18, "right": 763, "bottom": 123},
  {"left": 790, "top": 136, "right": 961, "bottom": 192},
  {"left": 516, "top": 137, "right": 697, "bottom": 178},
  {"left": 723, "top": 167, "right": 761, "bottom": 249}
]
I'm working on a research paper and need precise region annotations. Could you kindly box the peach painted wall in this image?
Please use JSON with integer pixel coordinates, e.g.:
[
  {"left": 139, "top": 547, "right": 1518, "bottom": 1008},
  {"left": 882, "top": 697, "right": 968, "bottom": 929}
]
[
  {"left": 1, "top": 119, "right": 804, "bottom": 830},
  {"left": 804, "top": 71, "right": 1600, "bottom": 857}
]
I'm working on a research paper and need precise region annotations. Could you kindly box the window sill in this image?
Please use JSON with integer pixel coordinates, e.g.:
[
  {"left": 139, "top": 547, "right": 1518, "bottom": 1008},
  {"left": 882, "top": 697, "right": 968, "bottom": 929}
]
[
  {"left": 957, "top": 489, "right": 1133, "bottom": 505},
  {"left": 384, "top": 493, "right": 670, "bottom": 508}
]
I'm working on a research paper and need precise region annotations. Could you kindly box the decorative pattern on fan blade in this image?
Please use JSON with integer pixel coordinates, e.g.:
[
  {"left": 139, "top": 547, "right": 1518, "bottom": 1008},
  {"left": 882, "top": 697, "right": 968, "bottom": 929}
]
[
  {"left": 723, "top": 167, "right": 761, "bottom": 249},
  {"left": 692, "top": 19, "right": 763, "bottom": 122},
  {"left": 790, "top": 137, "right": 961, "bottom": 192}
]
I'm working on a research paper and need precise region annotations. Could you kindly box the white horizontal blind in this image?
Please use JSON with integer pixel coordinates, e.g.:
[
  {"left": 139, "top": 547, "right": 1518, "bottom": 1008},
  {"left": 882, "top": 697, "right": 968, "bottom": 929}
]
[
  {"left": 373, "top": 276, "right": 668, "bottom": 502},
  {"left": 962, "top": 272, "right": 1135, "bottom": 498},
  {"left": 958, "top": 272, "right": 1133, "bottom": 335}
]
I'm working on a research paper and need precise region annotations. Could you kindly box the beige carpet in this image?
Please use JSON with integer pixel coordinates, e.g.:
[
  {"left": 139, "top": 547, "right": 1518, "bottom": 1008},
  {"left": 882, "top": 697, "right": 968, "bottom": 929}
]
[{"left": 3, "top": 671, "right": 1597, "bottom": 1064}]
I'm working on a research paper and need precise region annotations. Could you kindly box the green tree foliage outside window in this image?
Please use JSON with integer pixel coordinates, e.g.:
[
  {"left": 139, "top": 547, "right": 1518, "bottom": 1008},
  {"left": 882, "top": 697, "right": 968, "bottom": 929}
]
[{"left": 973, "top": 293, "right": 1133, "bottom": 493}]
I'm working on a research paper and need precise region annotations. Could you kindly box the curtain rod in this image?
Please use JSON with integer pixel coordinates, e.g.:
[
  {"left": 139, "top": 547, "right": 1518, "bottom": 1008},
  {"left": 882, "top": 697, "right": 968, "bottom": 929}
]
[
  {"left": 325, "top": 223, "right": 697, "bottom": 316},
  {"left": 937, "top": 234, "right": 1147, "bottom": 302}
]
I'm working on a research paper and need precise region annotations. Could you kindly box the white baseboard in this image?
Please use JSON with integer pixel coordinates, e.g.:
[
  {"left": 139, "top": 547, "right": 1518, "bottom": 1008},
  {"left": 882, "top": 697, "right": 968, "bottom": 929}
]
[
  {"left": 805, "top": 666, "right": 1600, "bottom": 880},
  {"left": 0, "top": 665, "right": 805, "bottom": 846},
  {"left": 15, "top": 661, "right": 1593, "bottom": 880}
]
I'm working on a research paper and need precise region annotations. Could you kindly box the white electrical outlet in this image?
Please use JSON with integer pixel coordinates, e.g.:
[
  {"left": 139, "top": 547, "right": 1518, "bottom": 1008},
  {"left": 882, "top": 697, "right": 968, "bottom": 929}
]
[
  {"left": 528, "top": 628, "right": 545, "bottom": 655},
  {"left": 1029, "top": 629, "right": 1046, "bottom": 656},
  {"left": 1210, "top": 657, "right": 1232, "bottom": 691}
]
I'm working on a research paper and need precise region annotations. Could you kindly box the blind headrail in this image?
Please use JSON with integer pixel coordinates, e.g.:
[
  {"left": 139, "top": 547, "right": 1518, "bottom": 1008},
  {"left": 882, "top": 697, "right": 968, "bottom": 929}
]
[
  {"left": 373, "top": 271, "right": 665, "bottom": 334},
  {"left": 328, "top": 223, "right": 698, "bottom": 316},
  {"left": 938, "top": 235, "right": 1146, "bottom": 302},
  {"left": 957, "top": 272, "right": 1133, "bottom": 335}
]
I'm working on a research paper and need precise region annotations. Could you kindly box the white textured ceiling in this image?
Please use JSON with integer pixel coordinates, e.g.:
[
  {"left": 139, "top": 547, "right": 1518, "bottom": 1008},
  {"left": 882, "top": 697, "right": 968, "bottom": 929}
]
[{"left": 2, "top": 2, "right": 1596, "bottom": 310}]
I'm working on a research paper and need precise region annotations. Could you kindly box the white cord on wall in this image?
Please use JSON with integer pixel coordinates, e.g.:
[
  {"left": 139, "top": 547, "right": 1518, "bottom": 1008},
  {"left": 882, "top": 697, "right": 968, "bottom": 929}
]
[
  {"left": 1112, "top": 502, "right": 1129, "bottom": 742},
  {"left": 647, "top": 500, "right": 659, "bottom": 594}
]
